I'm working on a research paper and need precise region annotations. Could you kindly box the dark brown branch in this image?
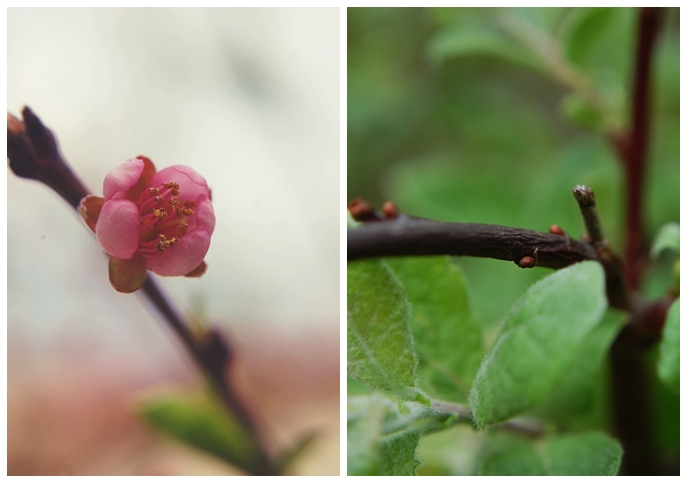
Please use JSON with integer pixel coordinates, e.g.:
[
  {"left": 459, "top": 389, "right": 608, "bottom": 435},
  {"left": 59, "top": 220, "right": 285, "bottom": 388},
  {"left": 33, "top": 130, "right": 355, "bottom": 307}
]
[
  {"left": 8, "top": 107, "right": 273, "bottom": 475},
  {"left": 349, "top": 217, "right": 598, "bottom": 269}
]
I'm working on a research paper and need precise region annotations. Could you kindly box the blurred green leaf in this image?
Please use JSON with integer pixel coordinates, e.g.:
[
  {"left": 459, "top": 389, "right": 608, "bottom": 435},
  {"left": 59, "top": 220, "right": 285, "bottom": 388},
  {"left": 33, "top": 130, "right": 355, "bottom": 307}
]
[
  {"left": 347, "top": 395, "right": 385, "bottom": 475},
  {"left": 657, "top": 298, "right": 680, "bottom": 392},
  {"left": 139, "top": 389, "right": 262, "bottom": 474},
  {"left": 545, "top": 432, "right": 622, "bottom": 475},
  {"left": 469, "top": 261, "right": 607, "bottom": 428},
  {"left": 560, "top": 92, "right": 604, "bottom": 130},
  {"left": 534, "top": 309, "right": 626, "bottom": 421},
  {"left": 650, "top": 222, "right": 680, "bottom": 259},
  {"left": 348, "top": 259, "right": 418, "bottom": 398},
  {"left": 480, "top": 431, "right": 622, "bottom": 475},
  {"left": 561, "top": 8, "right": 615, "bottom": 66},
  {"left": 427, "top": 25, "right": 545, "bottom": 73},
  {"left": 480, "top": 437, "right": 546, "bottom": 475},
  {"left": 386, "top": 257, "right": 483, "bottom": 401}
]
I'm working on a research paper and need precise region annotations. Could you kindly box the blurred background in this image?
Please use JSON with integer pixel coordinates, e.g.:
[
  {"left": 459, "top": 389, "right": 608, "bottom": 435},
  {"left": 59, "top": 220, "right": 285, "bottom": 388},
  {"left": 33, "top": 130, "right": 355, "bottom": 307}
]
[
  {"left": 348, "top": 7, "right": 678, "bottom": 474},
  {"left": 7, "top": 8, "right": 339, "bottom": 475}
]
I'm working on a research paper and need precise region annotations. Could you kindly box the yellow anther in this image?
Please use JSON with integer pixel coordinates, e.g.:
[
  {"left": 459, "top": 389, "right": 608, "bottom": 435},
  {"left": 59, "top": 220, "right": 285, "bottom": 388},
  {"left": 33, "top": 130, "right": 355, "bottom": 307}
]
[
  {"left": 177, "top": 223, "right": 188, "bottom": 235},
  {"left": 150, "top": 187, "right": 159, "bottom": 195},
  {"left": 155, "top": 208, "right": 167, "bottom": 218},
  {"left": 155, "top": 196, "right": 163, "bottom": 203},
  {"left": 182, "top": 208, "right": 194, "bottom": 216},
  {"left": 184, "top": 200, "right": 197, "bottom": 208}
]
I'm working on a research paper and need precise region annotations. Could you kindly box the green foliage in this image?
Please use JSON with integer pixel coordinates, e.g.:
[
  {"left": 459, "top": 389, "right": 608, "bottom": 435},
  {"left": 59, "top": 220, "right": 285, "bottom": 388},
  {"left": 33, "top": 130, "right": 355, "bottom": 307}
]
[
  {"left": 139, "top": 389, "right": 262, "bottom": 474},
  {"left": 427, "top": 25, "right": 545, "bottom": 73},
  {"left": 650, "top": 222, "right": 680, "bottom": 259},
  {"left": 347, "top": 395, "right": 422, "bottom": 475},
  {"left": 348, "top": 6, "right": 679, "bottom": 475},
  {"left": 347, "top": 259, "right": 417, "bottom": 398},
  {"left": 469, "top": 262, "right": 607, "bottom": 427},
  {"left": 386, "top": 257, "right": 482, "bottom": 401},
  {"left": 534, "top": 309, "right": 626, "bottom": 423},
  {"left": 480, "top": 432, "right": 622, "bottom": 475},
  {"left": 657, "top": 298, "right": 680, "bottom": 392}
]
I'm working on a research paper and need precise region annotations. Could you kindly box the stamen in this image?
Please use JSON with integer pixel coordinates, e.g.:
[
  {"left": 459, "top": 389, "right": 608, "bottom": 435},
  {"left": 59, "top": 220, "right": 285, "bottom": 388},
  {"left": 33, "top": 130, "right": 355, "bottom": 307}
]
[{"left": 182, "top": 208, "right": 194, "bottom": 216}]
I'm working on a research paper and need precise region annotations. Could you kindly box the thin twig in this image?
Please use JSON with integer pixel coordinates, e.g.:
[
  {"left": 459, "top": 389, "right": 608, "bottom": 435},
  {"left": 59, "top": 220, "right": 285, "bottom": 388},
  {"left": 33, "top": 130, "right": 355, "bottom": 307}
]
[
  {"left": 7, "top": 107, "right": 273, "bottom": 475},
  {"left": 572, "top": 185, "right": 633, "bottom": 312}
]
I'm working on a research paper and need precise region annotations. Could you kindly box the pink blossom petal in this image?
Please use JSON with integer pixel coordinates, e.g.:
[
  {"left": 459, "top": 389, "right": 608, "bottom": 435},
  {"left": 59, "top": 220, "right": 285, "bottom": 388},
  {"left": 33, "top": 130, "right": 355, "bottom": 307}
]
[
  {"left": 95, "top": 199, "right": 141, "bottom": 259},
  {"left": 103, "top": 158, "right": 145, "bottom": 201},
  {"left": 150, "top": 165, "right": 210, "bottom": 203},
  {"left": 146, "top": 228, "right": 212, "bottom": 277},
  {"left": 194, "top": 196, "right": 216, "bottom": 235}
]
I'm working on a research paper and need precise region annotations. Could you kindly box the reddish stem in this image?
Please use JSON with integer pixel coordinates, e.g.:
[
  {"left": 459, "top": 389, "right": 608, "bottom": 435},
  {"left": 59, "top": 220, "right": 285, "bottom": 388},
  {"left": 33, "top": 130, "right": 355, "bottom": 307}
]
[{"left": 619, "top": 7, "right": 662, "bottom": 291}]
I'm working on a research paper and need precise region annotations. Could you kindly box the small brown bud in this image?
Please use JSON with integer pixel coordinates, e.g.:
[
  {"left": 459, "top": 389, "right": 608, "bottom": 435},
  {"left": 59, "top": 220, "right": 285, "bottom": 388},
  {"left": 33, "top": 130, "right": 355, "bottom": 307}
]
[
  {"left": 382, "top": 201, "right": 398, "bottom": 219},
  {"left": 518, "top": 256, "right": 536, "bottom": 268},
  {"left": 549, "top": 224, "right": 565, "bottom": 236}
]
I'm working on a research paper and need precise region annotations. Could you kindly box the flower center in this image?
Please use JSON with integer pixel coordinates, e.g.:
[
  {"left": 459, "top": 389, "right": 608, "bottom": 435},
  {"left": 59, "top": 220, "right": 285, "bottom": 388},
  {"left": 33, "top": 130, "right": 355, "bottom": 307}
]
[{"left": 135, "top": 182, "right": 197, "bottom": 259}]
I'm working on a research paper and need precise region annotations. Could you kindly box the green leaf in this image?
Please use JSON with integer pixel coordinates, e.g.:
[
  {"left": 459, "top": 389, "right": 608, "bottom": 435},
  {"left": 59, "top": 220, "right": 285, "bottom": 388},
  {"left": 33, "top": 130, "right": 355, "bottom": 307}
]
[
  {"left": 347, "top": 395, "right": 421, "bottom": 475},
  {"left": 480, "top": 432, "right": 622, "bottom": 475},
  {"left": 427, "top": 25, "right": 546, "bottom": 73},
  {"left": 561, "top": 8, "right": 615, "bottom": 66},
  {"left": 379, "top": 433, "right": 421, "bottom": 476},
  {"left": 386, "top": 257, "right": 483, "bottom": 402},
  {"left": 138, "top": 389, "right": 262, "bottom": 474},
  {"left": 469, "top": 261, "right": 607, "bottom": 428},
  {"left": 480, "top": 437, "right": 546, "bottom": 475},
  {"left": 545, "top": 432, "right": 623, "bottom": 476},
  {"left": 348, "top": 259, "right": 418, "bottom": 398},
  {"left": 650, "top": 222, "right": 680, "bottom": 259},
  {"left": 535, "top": 309, "right": 626, "bottom": 421},
  {"left": 560, "top": 92, "right": 604, "bottom": 130},
  {"left": 657, "top": 298, "right": 680, "bottom": 392}
]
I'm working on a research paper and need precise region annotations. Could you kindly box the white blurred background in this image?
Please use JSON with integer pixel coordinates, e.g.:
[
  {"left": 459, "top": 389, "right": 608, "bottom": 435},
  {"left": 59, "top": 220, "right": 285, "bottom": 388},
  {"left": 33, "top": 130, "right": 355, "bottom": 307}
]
[{"left": 7, "top": 8, "right": 339, "bottom": 475}]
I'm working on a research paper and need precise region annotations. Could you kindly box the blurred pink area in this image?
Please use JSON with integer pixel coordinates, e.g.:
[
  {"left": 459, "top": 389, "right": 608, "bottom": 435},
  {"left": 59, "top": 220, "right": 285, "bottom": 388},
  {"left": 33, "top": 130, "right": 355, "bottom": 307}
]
[{"left": 8, "top": 323, "right": 339, "bottom": 475}]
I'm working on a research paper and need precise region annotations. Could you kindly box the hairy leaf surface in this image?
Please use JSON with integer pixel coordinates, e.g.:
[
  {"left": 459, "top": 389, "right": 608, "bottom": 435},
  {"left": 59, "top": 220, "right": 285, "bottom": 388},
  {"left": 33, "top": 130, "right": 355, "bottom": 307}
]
[
  {"left": 480, "top": 432, "right": 622, "bottom": 475},
  {"left": 348, "top": 259, "right": 417, "bottom": 397},
  {"left": 347, "top": 395, "right": 421, "bottom": 475},
  {"left": 469, "top": 261, "right": 607, "bottom": 427},
  {"left": 387, "top": 256, "right": 483, "bottom": 402}
]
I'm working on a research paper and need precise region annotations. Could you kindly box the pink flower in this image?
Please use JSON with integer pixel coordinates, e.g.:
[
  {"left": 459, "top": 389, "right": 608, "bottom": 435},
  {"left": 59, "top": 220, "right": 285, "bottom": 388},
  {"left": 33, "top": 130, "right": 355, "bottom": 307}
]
[{"left": 79, "top": 156, "right": 215, "bottom": 293}]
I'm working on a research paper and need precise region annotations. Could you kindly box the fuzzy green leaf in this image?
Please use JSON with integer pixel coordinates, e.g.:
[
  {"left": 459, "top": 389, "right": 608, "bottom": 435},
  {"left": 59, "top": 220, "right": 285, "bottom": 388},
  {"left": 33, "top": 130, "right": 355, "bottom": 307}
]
[
  {"left": 347, "top": 395, "right": 421, "bottom": 476},
  {"left": 535, "top": 308, "right": 626, "bottom": 420},
  {"left": 469, "top": 261, "right": 607, "bottom": 428},
  {"left": 480, "top": 432, "right": 622, "bottom": 475},
  {"left": 386, "top": 257, "right": 482, "bottom": 402},
  {"left": 348, "top": 259, "right": 417, "bottom": 397},
  {"left": 379, "top": 433, "right": 421, "bottom": 476},
  {"left": 657, "top": 298, "right": 680, "bottom": 392},
  {"left": 139, "top": 389, "right": 262, "bottom": 474}
]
